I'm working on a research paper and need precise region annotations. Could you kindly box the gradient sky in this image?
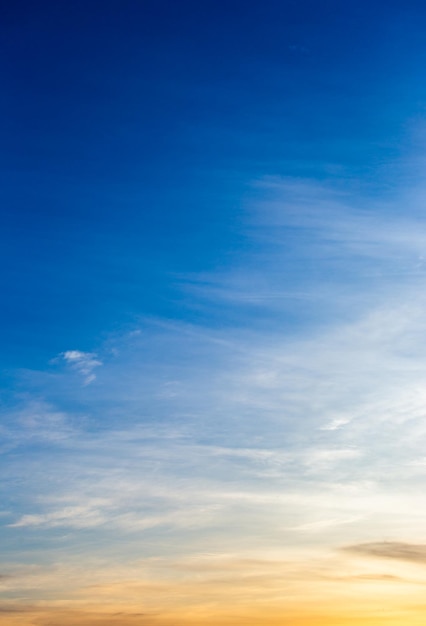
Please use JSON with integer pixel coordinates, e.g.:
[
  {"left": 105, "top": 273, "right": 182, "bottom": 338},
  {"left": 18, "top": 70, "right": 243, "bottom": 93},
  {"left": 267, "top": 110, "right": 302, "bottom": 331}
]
[{"left": 4, "top": 1, "right": 426, "bottom": 624}]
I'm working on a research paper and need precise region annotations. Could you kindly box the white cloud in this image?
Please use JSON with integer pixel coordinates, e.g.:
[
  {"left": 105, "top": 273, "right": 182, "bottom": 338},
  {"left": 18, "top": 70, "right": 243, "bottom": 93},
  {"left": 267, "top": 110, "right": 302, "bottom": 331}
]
[
  {"left": 61, "top": 350, "right": 102, "bottom": 384},
  {"left": 9, "top": 501, "right": 110, "bottom": 529}
]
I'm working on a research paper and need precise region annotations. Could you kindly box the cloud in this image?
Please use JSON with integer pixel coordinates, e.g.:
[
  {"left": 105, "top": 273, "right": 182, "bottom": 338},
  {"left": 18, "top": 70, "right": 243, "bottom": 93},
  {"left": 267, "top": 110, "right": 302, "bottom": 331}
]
[
  {"left": 0, "top": 607, "right": 154, "bottom": 626},
  {"left": 0, "top": 401, "right": 75, "bottom": 451},
  {"left": 61, "top": 350, "right": 102, "bottom": 384},
  {"left": 181, "top": 177, "right": 426, "bottom": 322},
  {"left": 344, "top": 542, "right": 426, "bottom": 564},
  {"left": 9, "top": 500, "right": 110, "bottom": 529}
]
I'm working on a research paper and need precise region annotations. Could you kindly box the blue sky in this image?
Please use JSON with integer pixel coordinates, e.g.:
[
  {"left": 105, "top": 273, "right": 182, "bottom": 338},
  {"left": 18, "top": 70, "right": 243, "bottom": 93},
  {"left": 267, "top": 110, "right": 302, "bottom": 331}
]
[
  {"left": 3, "top": 0, "right": 426, "bottom": 367},
  {"left": 4, "top": 2, "right": 426, "bottom": 624}
]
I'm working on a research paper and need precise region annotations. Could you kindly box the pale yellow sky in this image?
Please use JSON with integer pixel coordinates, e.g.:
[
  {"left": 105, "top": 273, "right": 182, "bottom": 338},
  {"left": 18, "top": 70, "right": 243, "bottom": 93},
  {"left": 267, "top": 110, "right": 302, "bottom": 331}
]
[{"left": 3, "top": 544, "right": 426, "bottom": 625}]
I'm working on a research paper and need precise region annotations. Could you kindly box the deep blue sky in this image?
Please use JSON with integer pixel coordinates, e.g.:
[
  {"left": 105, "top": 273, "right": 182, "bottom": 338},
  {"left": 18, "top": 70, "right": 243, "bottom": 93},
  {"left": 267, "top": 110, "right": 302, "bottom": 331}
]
[{"left": 2, "top": 0, "right": 426, "bottom": 369}]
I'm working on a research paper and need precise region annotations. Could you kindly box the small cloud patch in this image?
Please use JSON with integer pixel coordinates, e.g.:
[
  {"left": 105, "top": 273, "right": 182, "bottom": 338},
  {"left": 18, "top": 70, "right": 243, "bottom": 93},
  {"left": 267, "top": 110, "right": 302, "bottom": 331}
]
[
  {"left": 343, "top": 541, "right": 426, "bottom": 564},
  {"left": 61, "top": 350, "right": 102, "bottom": 384}
]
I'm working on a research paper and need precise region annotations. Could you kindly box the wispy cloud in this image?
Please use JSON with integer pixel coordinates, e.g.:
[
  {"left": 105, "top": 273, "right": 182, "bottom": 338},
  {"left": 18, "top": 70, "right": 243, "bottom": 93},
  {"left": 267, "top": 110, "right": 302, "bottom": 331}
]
[
  {"left": 344, "top": 542, "right": 426, "bottom": 564},
  {"left": 9, "top": 499, "right": 111, "bottom": 529},
  {"left": 60, "top": 350, "right": 102, "bottom": 384},
  {"left": 0, "top": 400, "right": 74, "bottom": 449},
  {"left": 181, "top": 177, "right": 426, "bottom": 320}
]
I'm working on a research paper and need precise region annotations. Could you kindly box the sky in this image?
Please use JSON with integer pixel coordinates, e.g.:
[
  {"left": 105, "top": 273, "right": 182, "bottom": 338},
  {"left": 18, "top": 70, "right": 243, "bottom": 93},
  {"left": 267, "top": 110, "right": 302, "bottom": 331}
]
[{"left": 4, "top": 1, "right": 426, "bottom": 624}]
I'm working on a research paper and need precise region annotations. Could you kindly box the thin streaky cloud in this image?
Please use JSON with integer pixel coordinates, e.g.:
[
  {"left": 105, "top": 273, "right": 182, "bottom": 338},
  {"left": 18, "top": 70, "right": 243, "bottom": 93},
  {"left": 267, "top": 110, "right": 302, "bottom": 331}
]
[{"left": 344, "top": 542, "right": 426, "bottom": 564}]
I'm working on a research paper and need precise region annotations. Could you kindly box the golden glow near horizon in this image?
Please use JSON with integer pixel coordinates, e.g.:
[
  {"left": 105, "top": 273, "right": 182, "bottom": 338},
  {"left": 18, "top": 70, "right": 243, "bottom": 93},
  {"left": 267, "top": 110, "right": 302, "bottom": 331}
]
[{"left": 3, "top": 544, "right": 426, "bottom": 625}]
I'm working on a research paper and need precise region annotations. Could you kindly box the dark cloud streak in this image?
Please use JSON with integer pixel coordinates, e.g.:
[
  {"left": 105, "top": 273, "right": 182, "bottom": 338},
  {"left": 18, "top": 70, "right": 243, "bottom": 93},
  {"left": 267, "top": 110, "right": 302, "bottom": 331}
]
[{"left": 343, "top": 541, "right": 426, "bottom": 564}]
